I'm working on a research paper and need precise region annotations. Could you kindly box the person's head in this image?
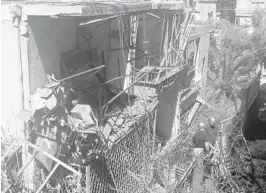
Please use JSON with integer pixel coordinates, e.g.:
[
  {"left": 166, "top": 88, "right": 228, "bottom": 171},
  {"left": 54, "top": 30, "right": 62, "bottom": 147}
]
[
  {"left": 208, "top": 117, "right": 216, "bottom": 129},
  {"left": 199, "top": 122, "right": 205, "bottom": 131}
]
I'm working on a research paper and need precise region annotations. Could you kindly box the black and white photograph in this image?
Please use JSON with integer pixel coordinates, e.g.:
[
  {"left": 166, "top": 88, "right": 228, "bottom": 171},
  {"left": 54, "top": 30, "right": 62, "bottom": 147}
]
[{"left": 1, "top": 0, "right": 266, "bottom": 192}]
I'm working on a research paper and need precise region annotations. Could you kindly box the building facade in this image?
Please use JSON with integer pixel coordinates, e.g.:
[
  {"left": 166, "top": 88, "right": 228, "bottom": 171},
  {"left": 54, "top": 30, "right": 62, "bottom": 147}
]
[
  {"left": 1, "top": 1, "right": 211, "bottom": 192},
  {"left": 235, "top": 0, "right": 266, "bottom": 25}
]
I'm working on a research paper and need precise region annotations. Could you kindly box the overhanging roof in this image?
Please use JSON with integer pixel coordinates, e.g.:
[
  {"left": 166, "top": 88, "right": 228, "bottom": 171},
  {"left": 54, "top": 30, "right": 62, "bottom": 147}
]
[
  {"left": 235, "top": 8, "right": 252, "bottom": 17},
  {"left": 2, "top": 1, "right": 186, "bottom": 17}
]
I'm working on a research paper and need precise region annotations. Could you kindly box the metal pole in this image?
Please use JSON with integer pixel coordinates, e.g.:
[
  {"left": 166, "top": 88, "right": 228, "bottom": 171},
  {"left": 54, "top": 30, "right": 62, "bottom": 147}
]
[{"left": 152, "top": 107, "right": 157, "bottom": 155}]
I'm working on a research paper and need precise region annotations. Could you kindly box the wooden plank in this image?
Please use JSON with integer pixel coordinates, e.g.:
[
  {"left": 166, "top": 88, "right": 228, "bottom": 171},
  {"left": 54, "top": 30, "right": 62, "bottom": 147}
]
[
  {"left": 191, "top": 149, "right": 204, "bottom": 193},
  {"left": 58, "top": 65, "right": 105, "bottom": 82},
  {"left": 35, "top": 162, "right": 60, "bottom": 193},
  {"left": 2, "top": 184, "right": 12, "bottom": 193},
  {"left": 172, "top": 92, "right": 182, "bottom": 138},
  {"left": 86, "top": 165, "right": 91, "bottom": 193},
  {"left": 20, "top": 30, "right": 31, "bottom": 110},
  {"left": 79, "top": 15, "right": 120, "bottom": 25},
  {"left": 152, "top": 107, "right": 158, "bottom": 155}
]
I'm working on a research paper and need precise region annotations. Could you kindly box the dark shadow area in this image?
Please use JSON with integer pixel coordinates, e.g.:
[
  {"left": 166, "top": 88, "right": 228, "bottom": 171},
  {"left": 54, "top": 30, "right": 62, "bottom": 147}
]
[{"left": 243, "top": 96, "right": 266, "bottom": 141}]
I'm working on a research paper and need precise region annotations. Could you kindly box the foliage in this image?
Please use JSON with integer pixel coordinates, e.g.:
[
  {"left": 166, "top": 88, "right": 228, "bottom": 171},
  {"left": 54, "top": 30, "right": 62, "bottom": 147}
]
[
  {"left": 251, "top": 8, "right": 266, "bottom": 59},
  {"left": 208, "top": 14, "right": 266, "bottom": 111}
]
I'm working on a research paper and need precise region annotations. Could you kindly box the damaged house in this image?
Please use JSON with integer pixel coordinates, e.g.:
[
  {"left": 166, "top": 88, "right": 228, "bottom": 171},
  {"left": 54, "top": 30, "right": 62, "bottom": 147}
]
[{"left": 1, "top": 0, "right": 211, "bottom": 192}]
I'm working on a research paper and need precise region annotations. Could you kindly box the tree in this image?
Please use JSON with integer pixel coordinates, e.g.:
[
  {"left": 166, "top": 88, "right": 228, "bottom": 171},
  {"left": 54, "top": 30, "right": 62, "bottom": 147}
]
[
  {"left": 207, "top": 8, "right": 266, "bottom": 111},
  {"left": 251, "top": 8, "right": 266, "bottom": 61},
  {"left": 208, "top": 19, "right": 256, "bottom": 112}
]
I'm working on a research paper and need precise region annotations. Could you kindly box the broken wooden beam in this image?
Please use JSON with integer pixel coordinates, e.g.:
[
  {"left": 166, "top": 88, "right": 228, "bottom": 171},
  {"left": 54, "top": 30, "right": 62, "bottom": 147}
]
[
  {"left": 79, "top": 15, "right": 119, "bottom": 25},
  {"left": 152, "top": 107, "right": 158, "bottom": 155},
  {"left": 21, "top": 140, "right": 81, "bottom": 176},
  {"left": 57, "top": 65, "right": 105, "bottom": 83}
]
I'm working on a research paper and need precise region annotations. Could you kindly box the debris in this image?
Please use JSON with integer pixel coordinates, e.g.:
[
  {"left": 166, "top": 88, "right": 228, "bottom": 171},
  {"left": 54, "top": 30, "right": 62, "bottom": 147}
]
[
  {"left": 45, "top": 94, "right": 57, "bottom": 110},
  {"left": 71, "top": 104, "right": 98, "bottom": 128},
  {"left": 30, "top": 93, "right": 46, "bottom": 110}
]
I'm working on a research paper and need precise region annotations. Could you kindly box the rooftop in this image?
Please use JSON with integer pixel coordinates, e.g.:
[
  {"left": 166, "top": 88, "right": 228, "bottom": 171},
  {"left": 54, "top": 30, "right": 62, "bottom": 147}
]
[{"left": 1, "top": 0, "right": 186, "bottom": 16}]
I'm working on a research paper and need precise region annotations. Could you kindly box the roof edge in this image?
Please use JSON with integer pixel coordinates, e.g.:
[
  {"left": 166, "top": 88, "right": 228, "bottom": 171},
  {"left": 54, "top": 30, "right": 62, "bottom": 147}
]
[{"left": 2, "top": 1, "right": 186, "bottom": 17}]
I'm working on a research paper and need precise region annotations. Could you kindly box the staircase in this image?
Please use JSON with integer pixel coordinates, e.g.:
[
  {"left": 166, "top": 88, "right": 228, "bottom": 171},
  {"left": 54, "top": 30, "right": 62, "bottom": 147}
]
[{"left": 174, "top": 161, "right": 196, "bottom": 189}]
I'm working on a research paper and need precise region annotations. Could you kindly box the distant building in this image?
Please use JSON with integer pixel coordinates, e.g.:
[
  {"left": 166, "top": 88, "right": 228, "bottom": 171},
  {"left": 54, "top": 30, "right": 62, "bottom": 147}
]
[
  {"left": 194, "top": 0, "right": 219, "bottom": 21},
  {"left": 235, "top": 0, "right": 266, "bottom": 26}
]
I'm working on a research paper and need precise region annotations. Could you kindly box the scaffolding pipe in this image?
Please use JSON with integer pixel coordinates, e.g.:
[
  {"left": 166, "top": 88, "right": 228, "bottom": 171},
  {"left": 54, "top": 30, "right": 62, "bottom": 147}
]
[{"left": 57, "top": 65, "right": 105, "bottom": 82}]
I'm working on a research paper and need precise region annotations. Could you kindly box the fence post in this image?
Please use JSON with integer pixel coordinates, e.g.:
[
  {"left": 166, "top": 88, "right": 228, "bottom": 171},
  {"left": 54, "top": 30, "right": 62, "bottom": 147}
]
[
  {"left": 86, "top": 165, "right": 91, "bottom": 193},
  {"left": 192, "top": 148, "right": 204, "bottom": 193}
]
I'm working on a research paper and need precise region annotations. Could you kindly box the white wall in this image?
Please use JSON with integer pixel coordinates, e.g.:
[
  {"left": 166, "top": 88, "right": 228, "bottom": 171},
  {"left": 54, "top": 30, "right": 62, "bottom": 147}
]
[
  {"left": 236, "top": 0, "right": 250, "bottom": 9},
  {"left": 1, "top": 18, "right": 24, "bottom": 138},
  {"left": 237, "top": 0, "right": 265, "bottom": 9},
  {"left": 27, "top": 16, "right": 77, "bottom": 93},
  {"left": 196, "top": 27, "right": 210, "bottom": 90},
  {"left": 196, "top": 2, "right": 217, "bottom": 21}
]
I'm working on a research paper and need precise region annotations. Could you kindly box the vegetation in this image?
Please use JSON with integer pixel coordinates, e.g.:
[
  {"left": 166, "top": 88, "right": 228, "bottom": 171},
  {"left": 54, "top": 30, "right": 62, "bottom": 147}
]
[{"left": 207, "top": 7, "right": 266, "bottom": 112}]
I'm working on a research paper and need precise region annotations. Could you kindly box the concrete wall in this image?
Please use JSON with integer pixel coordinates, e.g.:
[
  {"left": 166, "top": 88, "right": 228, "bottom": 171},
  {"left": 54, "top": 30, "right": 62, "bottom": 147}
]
[
  {"left": 156, "top": 67, "right": 193, "bottom": 140},
  {"left": 1, "top": 9, "right": 23, "bottom": 137},
  {"left": 28, "top": 16, "right": 77, "bottom": 93},
  {"left": 196, "top": 27, "right": 211, "bottom": 91}
]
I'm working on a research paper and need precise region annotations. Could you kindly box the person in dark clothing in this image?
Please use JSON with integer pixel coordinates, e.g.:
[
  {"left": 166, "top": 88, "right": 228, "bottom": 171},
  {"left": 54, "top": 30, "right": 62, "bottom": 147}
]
[
  {"left": 193, "top": 122, "right": 215, "bottom": 154},
  {"left": 193, "top": 123, "right": 208, "bottom": 149},
  {"left": 205, "top": 117, "right": 217, "bottom": 146}
]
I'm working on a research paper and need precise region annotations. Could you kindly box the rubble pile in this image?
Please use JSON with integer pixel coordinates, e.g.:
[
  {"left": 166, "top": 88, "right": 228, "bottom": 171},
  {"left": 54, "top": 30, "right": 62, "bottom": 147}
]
[{"left": 248, "top": 140, "right": 266, "bottom": 189}]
